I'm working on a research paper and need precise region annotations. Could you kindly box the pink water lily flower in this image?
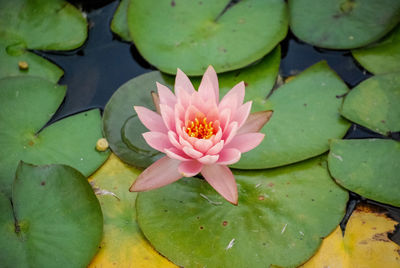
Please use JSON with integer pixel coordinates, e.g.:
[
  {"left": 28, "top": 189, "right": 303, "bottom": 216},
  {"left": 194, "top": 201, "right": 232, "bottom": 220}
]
[{"left": 130, "top": 66, "right": 272, "bottom": 205}]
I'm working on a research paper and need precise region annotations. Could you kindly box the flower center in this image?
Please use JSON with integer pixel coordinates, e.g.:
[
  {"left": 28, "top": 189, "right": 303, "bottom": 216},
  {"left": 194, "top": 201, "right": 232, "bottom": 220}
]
[{"left": 186, "top": 117, "right": 215, "bottom": 139}]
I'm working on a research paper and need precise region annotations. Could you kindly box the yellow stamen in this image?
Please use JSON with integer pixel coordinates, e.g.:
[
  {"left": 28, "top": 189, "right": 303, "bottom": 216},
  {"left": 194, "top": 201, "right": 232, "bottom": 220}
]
[{"left": 185, "top": 117, "right": 215, "bottom": 139}]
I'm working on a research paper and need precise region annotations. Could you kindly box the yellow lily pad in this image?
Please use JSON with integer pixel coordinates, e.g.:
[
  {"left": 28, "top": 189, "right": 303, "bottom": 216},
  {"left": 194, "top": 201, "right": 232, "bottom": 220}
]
[
  {"left": 88, "top": 154, "right": 177, "bottom": 268},
  {"left": 301, "top": 204, "right": 400, "bottom": 267}
]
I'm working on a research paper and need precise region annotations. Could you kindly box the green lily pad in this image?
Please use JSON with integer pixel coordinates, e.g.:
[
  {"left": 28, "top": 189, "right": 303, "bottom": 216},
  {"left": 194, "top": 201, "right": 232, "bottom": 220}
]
[
  {"left": 0, "top": 162, "right": 103, "bottom": 267},
  {"left": 233, "top": 61, "right": 350, "bottom": 169},
  {"left": 328, "top": 139, "right": 400, "bottom": 207},
  {"left": 88, "top": 154, "right": 177, "bottom": 267},
  {"left": 127, "top": 0, "right": 288, "bottom": 75},
  {"left": 103, "top": 49, "right": 280, "bottom": 168},
  {"left": 0, "top": 0, "right": 87, "bottom": 50},
  {"left": 0, "top": 76, "right": 109, "bottom": 196},
  {"left": 103, "top": 72, "right": 167, "bottom": 168},
  {"left": 0, "top": 42, "right": 63, "bottom": 82},
  {"left": 352, "top": 25, "right": 400, "bottom": 75},
  {"left": 110, "top": 0, "right": 132, "bottom": 42},
  {"left": 289, "top": 0, "right": 400, "bottom": 49},
  {"left": 136, "top": 156, "right": 348, "bottom": 268},
  {"left": 340, "top": 72, "right": 400, "bottom": 135}
]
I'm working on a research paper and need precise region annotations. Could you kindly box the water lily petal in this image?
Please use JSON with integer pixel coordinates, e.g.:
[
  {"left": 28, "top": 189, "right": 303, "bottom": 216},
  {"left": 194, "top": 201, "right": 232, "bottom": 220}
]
[
  {"left": 175, "top": 68, "right": 195, "bottom": 99},
  {"left": 219, "top": 81, "right": 245, "bottom": 111},
  {"left": 130, "top": 156, "right": 182, "bottom": 192},
  {"left": 134, "top": 106, "right": 167, "bottom": 132},
  {"left": 160, "top": 103, "right": 175, "bottom": 131},
  {"left": 198, "top": 155, "right": 219, "bottom": 165},
  {"left": 142, "top": 132, "right": 172, "bottom": 152},
  {"left": 223, "top": 121, "right": 239, "bottom": 145},
  {"left": 198, "top": 66, "right": 219, "bottom": 103},
  {"left": 219, "top": 108, "right": 231, "bottom": 131},
  {"left": 234, "top": 101, "right": 252, "bottom": 128},
  {"left": 237, "top": 110, "right": 273, "bottom": 135},
  {"left": 157, "top": 82, "right": 176, "bottom": 106},
  {"left": 183, "top": 146, "right": 203, "bottom": 159},
  {"left": 178, "top": 160, "right": 203, "bottom": 177},
  {"left": 194, "top": 139, "right": 213, "bottom": 153},
  {"left": 217, "top": 148, "right": 241, "bottom": 165},
  {"left": 226, "top": 133, "right": 265, "bottom": 153},
  {"left": 165, "top": 147, "right": 191, "bottom": 161},
  {"left": 201, "top": 165, "right": 238, "bottom": 205},
  {"left": 207, "top": 140, "right": 224, "bottom": 155},
  {"left": 168, "top": 131, "right": 182, "bottom": 149}
]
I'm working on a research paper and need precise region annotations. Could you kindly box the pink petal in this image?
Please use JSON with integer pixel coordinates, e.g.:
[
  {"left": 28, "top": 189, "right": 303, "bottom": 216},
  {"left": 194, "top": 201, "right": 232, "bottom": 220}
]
[
  {"left": 218, "top": 81, "right": 245, "bottom": 111},
  {"left": 160, "top": 104, "right": 175, "bottom": 131},
  {"left": 237, "top": 110, "right": 273, "bottom": 135},
  {"left": 226, "top": 133, "right": 265, "bottom": 153},
  {"left": 183, "top": 146, "right": 203, "bottom": 159},
  {"left": 177, "top": 86, "right": 192, "bottom": 108},
  {"left": 198, "top": 155, "right": 219, "bottom": 165},
  {"left": 207, "top": 140, "right": 224, "bottom": 155},
  {"left": 219, "top": 108, "right": 231, "bottom": 131},
  {"left": 167, "top": 131, "right": 181, "bottom": 149},
  {"left": 198, "top": 66, "right": 219, "bottom": 103},
  {"left": 178, "top": 160, "right": 203, "bottom": 177},
  {"left": 222, "top": 122, "right": 238, "bottom": 145},
  {"left": 217, "top": 148, "right": 241, "bottom": 165},
  {"left": 130, "top": 157, "right": 182, "bottom": 192},
  {"left": 179, "top": 135, "right": 193, "bottom": 149},
  {"left": 233, "top": 101, "right": 252, "bottom": 128},
  {"left": 194, "top": 139, "right": 213, "bottom": 153},
  {"left": 165, "top": 147, "right": 191, "bottom": 161},
  {"left": 134, "top": 106, "right": 167, "bottom": 133},
  {"left": 201, "top": 165, "right": 238, "bottom": 205},
  {"left": 142, "top": 132, "right": 172, "bottom": 152},
  {"left": 211, "top": 127, "right": 223, "bottom": 144},
  {"left": 175, "top": 68, "right": 195, "bottom": 100},
  {"left": 157, "top": 82, "right": 176, "bottom": 106}
]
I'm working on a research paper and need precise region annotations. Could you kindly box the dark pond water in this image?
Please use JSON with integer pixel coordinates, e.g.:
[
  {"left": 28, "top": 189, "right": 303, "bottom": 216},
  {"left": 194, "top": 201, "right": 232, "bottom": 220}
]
[{"left": 35, "top": 0, "right": 400, "bottom": 244}]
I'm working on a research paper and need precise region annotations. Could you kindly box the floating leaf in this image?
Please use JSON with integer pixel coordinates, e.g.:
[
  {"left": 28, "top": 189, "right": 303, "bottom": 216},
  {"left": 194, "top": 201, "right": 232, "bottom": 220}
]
[
  {"left": 301, "top": 204, "right": 400, "bottom": 267},
  {"left": 233, "top": 61, "right": 350, "bottom": 169},
  {"left": 88, "top": 154, "right": 177, "bottom": 268},
  {"left": 103, "top": 50, "right": 280, "bottom": 168},
  {"left": 352, "top": 25, "right": 400, "bottom": 74},
  {"left": 0, "top": 76, "right": 109, "bottom": 196},
  {"left": 0, "top": 41, "right": 63, "bottom": 82},
  {"left": 340, "top": 72, "right": 400, "bottom": 135},
  {"left": 0, "top": 0, "right": 87, "bottom": 50},
  {"left": 328, "top": 139, "right": 400, "bottom": 207},
  {"left": 0, "top": 162, "right": 103, "bottom": 267},
  {"left": 110, "top": 0, "right": 132, "bottom": 42},
  {"left": 127, "top": 0, "right": 288, "bottom": 75},
  {"left": 136, "top": 156, "right": 348, "bottom": 268},
  {"left": 289, "top": 0, "right": 400, "bottom": 49}
]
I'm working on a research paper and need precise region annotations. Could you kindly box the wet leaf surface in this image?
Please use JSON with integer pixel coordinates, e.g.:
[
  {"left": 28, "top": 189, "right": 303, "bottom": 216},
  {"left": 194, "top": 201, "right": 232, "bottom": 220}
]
[
  {"left": 136, "top": 156, "right": 348, "bottom": 268},
  {"left": 0, "top": 42, "right": 63, "bottom": 82},
  {"left": 352, "top": 24, "right": 400, "bottom": 75},
  {"left": 0, "top": 162, "right": 103, "bottom": 267},
  {"left": 88, "top": 154, "right": 177, "bottom": 268},
  {"left": 0, "top": 76, "right": 109, "bottom": 196},
  {"left": 341, "top": 72, "right": 400, "bottom": 135},
  {"left": 289, "top": 0, "right": 400, "bottom": 49},
  {"left": 301, "top": 203, "right": 400, "bottom": 267},
  {"left": 233, "top": 61, "right": 350, "bottom": 169},
  {"left": 110, "top": 0, "right": 132, "bottom": 42},
  {"left": 127, "top": 0, "right": 288, "bottom": 75},
  {"left": 328, "top": 139, "right": 400, "bottom": 207},
  {"left": 0, "top": 0, "right": 87, "bottom": 50}
]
